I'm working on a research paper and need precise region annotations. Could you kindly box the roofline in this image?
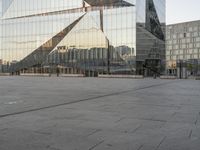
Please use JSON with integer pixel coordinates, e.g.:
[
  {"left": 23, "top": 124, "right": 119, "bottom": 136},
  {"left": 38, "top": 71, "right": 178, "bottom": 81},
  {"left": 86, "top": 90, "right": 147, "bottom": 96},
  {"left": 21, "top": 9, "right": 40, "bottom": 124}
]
[{"left": 167, "top": 19, "right": 200, "bottom": 26}]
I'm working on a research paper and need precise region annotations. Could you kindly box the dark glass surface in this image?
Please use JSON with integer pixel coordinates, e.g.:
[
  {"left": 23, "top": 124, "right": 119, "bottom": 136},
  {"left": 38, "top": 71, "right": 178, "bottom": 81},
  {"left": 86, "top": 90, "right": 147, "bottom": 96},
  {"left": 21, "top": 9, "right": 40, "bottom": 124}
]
[{"left": 136, "top": 0, "right": 166, "bottom": 75}]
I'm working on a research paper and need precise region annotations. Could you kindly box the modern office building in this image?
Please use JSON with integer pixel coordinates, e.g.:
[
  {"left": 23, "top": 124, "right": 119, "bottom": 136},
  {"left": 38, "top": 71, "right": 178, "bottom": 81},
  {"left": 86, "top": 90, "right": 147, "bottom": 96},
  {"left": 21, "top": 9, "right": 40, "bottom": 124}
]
[
  {"left": 0, "top": 0, "right": 165, "bottom": 76},
  {"left": 166, "top": 21, "right": 200, "bottom": 77}
]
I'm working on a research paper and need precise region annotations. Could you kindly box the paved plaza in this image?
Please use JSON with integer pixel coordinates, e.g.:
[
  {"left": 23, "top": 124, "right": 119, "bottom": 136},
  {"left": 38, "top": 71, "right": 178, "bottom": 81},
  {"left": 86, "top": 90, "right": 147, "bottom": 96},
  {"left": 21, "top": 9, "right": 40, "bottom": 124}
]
[{"left": 0, "top": 77, "right": 200, "bottom": 150}]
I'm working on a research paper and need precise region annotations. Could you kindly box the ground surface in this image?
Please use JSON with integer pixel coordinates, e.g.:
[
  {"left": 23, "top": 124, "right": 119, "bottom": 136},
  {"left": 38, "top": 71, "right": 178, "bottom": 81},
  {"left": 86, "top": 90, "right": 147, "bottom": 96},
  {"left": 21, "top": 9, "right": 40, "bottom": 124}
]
[{"left": 0, "top": 77, "right": 200, "bottom": 150}]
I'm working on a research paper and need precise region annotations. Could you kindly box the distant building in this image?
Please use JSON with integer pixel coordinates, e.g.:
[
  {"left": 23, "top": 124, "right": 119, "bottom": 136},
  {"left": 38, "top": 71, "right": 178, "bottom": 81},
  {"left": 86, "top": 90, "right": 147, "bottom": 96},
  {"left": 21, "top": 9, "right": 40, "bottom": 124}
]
[{"left": 166, "top": 21, "right": 200, "bottom": 78}]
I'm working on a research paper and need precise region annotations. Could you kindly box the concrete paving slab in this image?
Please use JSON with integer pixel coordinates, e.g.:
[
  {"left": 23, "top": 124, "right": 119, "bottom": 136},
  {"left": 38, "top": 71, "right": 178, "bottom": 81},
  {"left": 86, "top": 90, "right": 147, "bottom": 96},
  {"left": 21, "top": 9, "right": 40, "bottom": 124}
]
[{"left": 0, "top": 77, "right": 200, "bottom": 149}]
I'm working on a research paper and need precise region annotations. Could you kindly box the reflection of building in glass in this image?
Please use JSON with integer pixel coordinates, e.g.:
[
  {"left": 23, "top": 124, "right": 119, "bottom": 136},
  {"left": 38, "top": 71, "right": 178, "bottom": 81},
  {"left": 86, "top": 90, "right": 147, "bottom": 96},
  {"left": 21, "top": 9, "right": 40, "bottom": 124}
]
[
  {"left": 0, "top": 0, "right": 165, "bottom": 76},
  {"left": 166, "top": 21, "right": 200, "bottom": 77},
  {"left": 136, "top": 0, "right": 166, "bottom": 76}
]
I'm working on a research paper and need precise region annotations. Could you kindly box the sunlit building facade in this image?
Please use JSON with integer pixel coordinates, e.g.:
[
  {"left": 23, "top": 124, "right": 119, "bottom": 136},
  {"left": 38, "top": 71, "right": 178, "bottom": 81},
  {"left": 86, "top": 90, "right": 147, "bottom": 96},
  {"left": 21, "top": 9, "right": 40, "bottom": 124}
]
[
  {"left": 0, "top": 0, "right": 165, "bottom": 76},
  {"left": 166, "top": 21, "right": 200, "bottom": 77}
]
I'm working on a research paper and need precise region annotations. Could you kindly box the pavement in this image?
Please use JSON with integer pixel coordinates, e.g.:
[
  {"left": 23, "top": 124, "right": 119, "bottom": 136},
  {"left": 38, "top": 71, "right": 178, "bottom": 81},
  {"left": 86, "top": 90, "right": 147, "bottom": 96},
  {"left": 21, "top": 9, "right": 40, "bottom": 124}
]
[{"left": 0, "top": 76, "right": 200, "bottom": 150}]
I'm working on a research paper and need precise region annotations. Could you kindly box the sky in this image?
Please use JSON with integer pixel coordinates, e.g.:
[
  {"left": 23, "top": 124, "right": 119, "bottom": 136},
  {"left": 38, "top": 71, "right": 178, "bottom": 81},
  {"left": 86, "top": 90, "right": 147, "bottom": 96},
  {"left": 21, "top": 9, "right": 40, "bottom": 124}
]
[{"left": 166, "top": 0, "right": 200, "bottom": 24}]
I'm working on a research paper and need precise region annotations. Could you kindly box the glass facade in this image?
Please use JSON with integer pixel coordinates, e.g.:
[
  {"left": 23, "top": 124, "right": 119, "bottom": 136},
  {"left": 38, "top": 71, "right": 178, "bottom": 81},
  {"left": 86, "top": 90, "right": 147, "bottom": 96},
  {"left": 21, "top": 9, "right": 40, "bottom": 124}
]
[
  {"left": 0, "top": 0, "right": 165, "bottom": 76},
  {"left": 136, "top": 0, "right": 166, "bottom": 75}
]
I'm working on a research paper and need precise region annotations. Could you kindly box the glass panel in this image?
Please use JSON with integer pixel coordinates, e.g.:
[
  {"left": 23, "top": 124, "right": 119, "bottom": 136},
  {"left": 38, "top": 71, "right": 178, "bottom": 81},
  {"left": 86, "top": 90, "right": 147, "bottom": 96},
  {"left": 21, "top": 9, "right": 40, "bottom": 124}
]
[
  {"left": 3, "top": 0, "right": 83, "bottom": 19},
  {"left": 1, "top": 12, "right": 84, "bottom": 62}
]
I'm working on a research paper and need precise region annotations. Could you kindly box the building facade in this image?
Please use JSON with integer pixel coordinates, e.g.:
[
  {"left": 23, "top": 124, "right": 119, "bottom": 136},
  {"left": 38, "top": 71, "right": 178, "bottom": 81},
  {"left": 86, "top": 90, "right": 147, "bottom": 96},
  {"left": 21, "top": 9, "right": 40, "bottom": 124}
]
[
  {"left": 136, "top": 0, "right": 165, "bottom": 76},
  {"left": 0, "top": 0, "right": 165, "bottom": 76},
  {"left": 166, "top": 21, "right": 200, "bottom": 77}
]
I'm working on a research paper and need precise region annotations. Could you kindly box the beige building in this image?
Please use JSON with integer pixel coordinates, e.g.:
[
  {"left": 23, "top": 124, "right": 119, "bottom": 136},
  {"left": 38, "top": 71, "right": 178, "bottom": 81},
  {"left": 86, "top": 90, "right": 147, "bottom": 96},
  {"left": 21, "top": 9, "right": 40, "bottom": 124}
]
[{"left": 166, "top": 20, "right": 200, "bottom": 77}]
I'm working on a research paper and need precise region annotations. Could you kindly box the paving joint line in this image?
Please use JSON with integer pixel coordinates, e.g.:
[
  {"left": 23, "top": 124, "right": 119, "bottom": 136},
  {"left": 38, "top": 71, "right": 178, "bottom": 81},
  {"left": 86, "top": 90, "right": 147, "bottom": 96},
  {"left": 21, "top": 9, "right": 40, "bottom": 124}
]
[
  {"left": 88, "top": 140, "right": 104, "bottom": 150},
  {"left": 85, "top": 129, "right": 102, "bottom": 137},
  {"left": 131, "top": 124, "right": 142, "bottom": 133},
  {"left": 155, "top": 136, "right": 166, "bottom": 150},
  {"left": 137, "top": 145, "right": 143, "bottom": 150},
  {"left": 115, "top": 117, "right": 126, "bottom": 123},
  {"left": 188, "top": 130, "right": 193, "bottom": 139},
  {"left": 0, "top": 81, "right": 178, "bottom": 119},
  {"left": 195, "top": 119, "right": 198, "bottom": 125}
]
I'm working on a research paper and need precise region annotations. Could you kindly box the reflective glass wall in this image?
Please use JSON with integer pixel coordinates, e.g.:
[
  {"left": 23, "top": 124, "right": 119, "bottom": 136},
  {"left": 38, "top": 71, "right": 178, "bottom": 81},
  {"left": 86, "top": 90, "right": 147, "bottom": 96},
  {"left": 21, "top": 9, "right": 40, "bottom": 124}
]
[
  {"left": 136, "top": 0, "right": 166, "bottom": 75},
  {"left": 0, "top": 0, "right": 136, "bottom": 76},
  {"left": 0, "top": 0, "right": 2, "bottom": 72}
]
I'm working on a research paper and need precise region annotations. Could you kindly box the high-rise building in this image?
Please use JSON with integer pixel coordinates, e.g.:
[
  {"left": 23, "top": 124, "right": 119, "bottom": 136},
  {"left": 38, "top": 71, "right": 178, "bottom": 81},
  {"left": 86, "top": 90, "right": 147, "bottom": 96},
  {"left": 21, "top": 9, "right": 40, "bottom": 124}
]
[
  {"left": 0, "top": 0, "right": 165, "bottom": 76},
  {"left": 166, "top": 21, "right": 200, "bottom": 77}
]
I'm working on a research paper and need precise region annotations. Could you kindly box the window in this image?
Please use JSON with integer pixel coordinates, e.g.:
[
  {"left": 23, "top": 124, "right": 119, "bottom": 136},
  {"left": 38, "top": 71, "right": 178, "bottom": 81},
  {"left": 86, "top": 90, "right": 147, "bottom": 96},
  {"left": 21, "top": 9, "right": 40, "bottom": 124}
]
[
  {"left": 183, "top": 33, "right": 186, "bottom": 38},
  {"left": 192, "top": 32, "right": 198, "bottom": 37},
  {"left": 194, "top": 26, "right": 198, "bottom": 31},
  {"left": 196, "top": 37, "right": 200, "bottom": 42},
  {"left": 193, "top": 37, "right": 196, "bottom": 42},
  {"left": 189, "top": 27, "right": 193, "bottom": 32}
]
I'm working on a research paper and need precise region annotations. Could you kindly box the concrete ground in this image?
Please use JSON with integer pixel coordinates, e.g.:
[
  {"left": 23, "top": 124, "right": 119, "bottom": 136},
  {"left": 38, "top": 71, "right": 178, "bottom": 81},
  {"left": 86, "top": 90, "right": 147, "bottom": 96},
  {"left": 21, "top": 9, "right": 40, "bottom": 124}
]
[{"left": 0, "top": 77, "right": 200, "bottom": 150}]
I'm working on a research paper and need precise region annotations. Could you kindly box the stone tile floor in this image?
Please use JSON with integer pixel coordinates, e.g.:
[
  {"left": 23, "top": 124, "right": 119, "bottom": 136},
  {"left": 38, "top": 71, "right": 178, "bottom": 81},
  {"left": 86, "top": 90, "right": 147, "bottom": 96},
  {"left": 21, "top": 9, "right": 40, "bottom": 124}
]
[{"left": 0, "top": 77, "right": 200, "bottom": 150}]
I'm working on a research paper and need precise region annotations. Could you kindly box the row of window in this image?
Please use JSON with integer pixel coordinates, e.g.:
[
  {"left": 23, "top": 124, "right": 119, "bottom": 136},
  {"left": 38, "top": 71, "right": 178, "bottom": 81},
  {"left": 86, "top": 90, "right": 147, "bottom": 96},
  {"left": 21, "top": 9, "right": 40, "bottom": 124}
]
[
  {"left": 167, "top": 42, "right": 200, "bottom": 50},
  {"left": 166, "top": 54, "right": 200, "bottom": 60},
  {"left": 166, "top": 31, "right": 200, "bottom": 40},
  {"left": 167, "top": 37, "right": 200, "bottom": 45},
  {"left": 167, "top": 23, "right": 200, "bottom": 34},
  {"left": 167, "top": 49, "right": 200, "bottom": 55}
]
